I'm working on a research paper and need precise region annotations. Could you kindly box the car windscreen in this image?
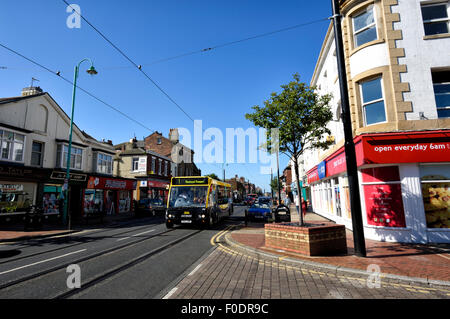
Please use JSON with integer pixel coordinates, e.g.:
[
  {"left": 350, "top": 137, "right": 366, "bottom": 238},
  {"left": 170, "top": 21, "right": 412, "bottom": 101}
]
[
  {"left": 168, "top": 186, "right": 208, "bottom": 208},
  {"left": 251, "top": 203, "right": 270, "bottom": 209}
]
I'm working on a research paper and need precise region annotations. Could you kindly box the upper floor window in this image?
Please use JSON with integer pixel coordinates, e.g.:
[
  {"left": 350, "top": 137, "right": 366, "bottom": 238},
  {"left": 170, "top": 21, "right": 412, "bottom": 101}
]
[
  {"left": 360, "top": 77, "right": 386, "bottom": 126},
  {"left": 56, "top": 144, "right": 83, "bottom": 170},
  {"left": 31, "top": 141, "right": 44, "bottom": 166},
  {"left": 151, "top": 157, "right": 156, "bottom": 173},
  {"left": 157, "top": 137, "right": 162, "bottom": 145},
  {"left": 164, "top": 161, "right": 168, "bottom": 176},
  {"left": 158, "top": 159, "right": 162, "bottom": 175},
  {"left": 132, "top": 157, "right": 139, "bottom": 171},
  {"left": 432, "top": 70, "right": 450, "bottom": 118},
  {"left": 421, "top": 2, "right": 450, "bottom": 36},
  {"left": 0, "top": 129, "right": 25, "bottom": 163},
  {"left": 97, "top": 153, "right": 113, "bottom": 174},
  {"left": 352, "top": 5, "right": 377, "bottom": 47}
]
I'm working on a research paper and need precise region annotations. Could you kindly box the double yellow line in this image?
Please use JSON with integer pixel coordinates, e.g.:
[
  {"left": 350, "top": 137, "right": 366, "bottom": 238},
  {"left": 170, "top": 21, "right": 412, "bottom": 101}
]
[{"left": 210, "top": 225, "right": 235, "bottom": 246}]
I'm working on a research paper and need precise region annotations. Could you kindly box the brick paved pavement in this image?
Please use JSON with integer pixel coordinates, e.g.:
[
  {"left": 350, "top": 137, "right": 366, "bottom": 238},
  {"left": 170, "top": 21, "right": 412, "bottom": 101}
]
[{"left": 166, "top": 232, "right": 450, "bottom": 299}]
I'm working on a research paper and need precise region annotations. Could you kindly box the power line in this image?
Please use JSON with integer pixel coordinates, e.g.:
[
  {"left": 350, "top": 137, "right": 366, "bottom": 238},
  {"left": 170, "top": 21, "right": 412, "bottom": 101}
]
[
  {"left": 63, "top": 1, "right": 262, "bottom": 181},
  {"left": 0, "top": 42, "right": 156, "bottom": 134}
]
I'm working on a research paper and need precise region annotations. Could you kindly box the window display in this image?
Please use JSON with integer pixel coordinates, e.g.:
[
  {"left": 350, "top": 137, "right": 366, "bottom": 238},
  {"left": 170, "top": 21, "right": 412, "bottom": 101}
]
[
  {"left": 84, "top": 189, "right": 104, "bottom": 214},
  {"left": 0, "top": 182, "right": 34, "bottom": 214},
  {"left": 421, "top": 165, "right": 450, "bottom": 229},
  {"left": 43, "top": 184, "right": 62, "bottom": 214}
]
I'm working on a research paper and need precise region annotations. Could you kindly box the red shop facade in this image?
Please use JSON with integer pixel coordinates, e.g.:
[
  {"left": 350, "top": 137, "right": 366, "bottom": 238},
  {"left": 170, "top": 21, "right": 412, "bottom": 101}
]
[
  {"left": 83, "top": 176, "right": 137, "bottom": 216},
  {"left": 306, "top": 130, "right": 450, "bottom": 244}
]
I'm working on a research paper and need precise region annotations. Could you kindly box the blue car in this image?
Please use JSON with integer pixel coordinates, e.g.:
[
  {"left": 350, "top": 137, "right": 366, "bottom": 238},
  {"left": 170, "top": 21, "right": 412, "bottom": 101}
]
[{"left": 246, "top": 201, "right": 272, "bottom": 222}]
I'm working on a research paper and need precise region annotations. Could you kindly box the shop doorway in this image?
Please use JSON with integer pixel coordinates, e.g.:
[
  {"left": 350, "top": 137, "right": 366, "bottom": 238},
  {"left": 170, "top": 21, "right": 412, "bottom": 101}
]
[{"left": 106, "top": 190, "right": 116, "bottom": 215}]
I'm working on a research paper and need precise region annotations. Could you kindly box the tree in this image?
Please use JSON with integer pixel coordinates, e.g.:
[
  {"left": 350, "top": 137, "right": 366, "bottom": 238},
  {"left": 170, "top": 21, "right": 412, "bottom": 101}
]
[
  {"left": 270, "top": 176, "right": 280, "bottom": 194},
  {"left": 245, "top": 73, "right": 334, "bottom": 226},
  {"left": 205, "top": 173, "right": 220, "bottom": 180}
]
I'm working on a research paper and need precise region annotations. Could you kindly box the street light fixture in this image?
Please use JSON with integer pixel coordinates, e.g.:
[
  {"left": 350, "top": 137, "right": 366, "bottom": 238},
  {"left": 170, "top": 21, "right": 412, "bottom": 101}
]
[{"left": 62, "top": 58, "right": 98, "bottom": 230}]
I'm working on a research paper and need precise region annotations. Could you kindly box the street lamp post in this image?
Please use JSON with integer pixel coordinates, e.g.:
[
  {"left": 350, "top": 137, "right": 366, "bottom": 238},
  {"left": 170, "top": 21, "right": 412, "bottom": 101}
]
[
  {"left": 331, "top": 0, "right": 366, "bottom": 257},
  {"left": 62, "top": 58, "right": 98, "bottom": 230}
]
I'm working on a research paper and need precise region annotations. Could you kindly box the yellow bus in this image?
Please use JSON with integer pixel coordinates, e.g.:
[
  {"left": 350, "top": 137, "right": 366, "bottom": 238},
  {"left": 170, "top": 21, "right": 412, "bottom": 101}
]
[{"left": 165, "top": 176, "right": 232, "bottom": 228}]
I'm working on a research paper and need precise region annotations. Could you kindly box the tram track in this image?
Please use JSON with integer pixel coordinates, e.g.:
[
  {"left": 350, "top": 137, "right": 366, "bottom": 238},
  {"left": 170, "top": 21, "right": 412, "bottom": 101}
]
[
  {"left": 0, "top": 226, "right": 177, "bottom": 291},
  {"left": 0, "top": 217, "right": 165, "bottom": 265}
]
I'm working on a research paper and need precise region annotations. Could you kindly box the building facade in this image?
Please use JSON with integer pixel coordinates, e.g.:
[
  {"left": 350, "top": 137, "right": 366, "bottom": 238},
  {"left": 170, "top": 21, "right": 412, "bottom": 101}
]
[
  {"left": 300, "top": 0, "right": 450, "bottom": 243},
  {"left": 0, "top": 87, "right": 136, "bottom": 223},
  {"left": 114, "top": 138, "right": 173, "bottom": 202}
]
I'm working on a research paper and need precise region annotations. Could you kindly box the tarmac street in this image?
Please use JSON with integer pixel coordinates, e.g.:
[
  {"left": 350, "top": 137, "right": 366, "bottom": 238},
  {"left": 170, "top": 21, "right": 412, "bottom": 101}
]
[{"left": 0, "top": 206, "right": 449, "bottom": 299}]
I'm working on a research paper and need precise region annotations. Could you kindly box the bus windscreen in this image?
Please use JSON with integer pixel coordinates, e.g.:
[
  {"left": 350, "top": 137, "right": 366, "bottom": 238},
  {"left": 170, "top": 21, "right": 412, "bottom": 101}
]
[{"left": 168, "top": 186, "right": 208, "bottom": 208}]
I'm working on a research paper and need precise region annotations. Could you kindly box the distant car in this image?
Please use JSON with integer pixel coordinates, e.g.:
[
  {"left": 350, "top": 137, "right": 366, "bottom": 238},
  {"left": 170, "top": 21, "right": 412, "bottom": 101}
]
[
  {"left": 136, "top": 198, "right": 166, "bottom": 216},
  {"left": 245, "top": 194, "right": 258, "bottom": 206},
  {"left": 246, "top": 201, "right": 272, "bottom": 222}
]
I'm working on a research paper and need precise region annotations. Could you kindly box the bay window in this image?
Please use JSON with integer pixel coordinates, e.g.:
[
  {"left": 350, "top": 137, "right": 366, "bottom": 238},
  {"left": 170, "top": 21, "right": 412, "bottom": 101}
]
[
  {"left": 57, "top": 144, "right": 83, "bottom": 170},
  {"left": 97, "top": 153, "right": 113, "bottom": 174},
  {"left": 0, "top": 129, "right": 25, "bottom": 163},
  {"left": 352, "top": 5, "right": 378, "bottom": 48}
]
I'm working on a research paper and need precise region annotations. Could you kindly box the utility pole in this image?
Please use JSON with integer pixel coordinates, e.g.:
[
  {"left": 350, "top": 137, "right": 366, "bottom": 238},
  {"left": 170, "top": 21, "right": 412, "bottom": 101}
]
[
  {"left": 331, "top": 0, "right": 367, "bottom": 257},
  {"left": 276, "top": 150, "right": 281, "bottom": 206},
  {"left": 271, "top": 168, "right": 274, "bottom": 199}
]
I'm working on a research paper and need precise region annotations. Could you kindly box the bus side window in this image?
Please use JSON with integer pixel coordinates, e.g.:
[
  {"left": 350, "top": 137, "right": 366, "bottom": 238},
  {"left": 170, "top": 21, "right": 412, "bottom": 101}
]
[{"left": 209, "top": 186, "right": 216, "bottom": 206}]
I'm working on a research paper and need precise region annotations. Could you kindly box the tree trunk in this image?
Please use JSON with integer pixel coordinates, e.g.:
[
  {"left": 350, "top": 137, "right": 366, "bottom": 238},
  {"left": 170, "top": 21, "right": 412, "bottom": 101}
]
[{"left": 293, "top": 156, "right": 304, "bottom": 226}]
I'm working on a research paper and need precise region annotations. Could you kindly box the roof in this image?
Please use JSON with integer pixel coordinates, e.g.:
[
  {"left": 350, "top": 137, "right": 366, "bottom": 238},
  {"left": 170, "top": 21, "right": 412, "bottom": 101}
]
[{"left": 0, "top": 93, "right": 46, "bottom": 105}]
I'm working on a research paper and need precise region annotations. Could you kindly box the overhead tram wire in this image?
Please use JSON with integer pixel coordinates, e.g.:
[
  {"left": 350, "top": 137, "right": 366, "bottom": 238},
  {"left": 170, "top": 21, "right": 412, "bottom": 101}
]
[
  {"left": 62, "top": 2, "right": 262, "bottom": 181},
  {"left": 0, "top": 43, "right": 156, "bottom": 135}
]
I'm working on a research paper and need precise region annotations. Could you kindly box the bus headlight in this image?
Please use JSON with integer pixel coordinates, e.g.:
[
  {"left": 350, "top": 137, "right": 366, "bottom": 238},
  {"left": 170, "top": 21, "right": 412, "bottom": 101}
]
[{"left": 201, "top": 214, "right": 206, "bottom": 219}]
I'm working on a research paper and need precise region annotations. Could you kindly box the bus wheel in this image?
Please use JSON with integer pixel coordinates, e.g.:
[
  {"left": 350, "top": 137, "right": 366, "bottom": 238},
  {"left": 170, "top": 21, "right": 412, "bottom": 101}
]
[{"left": 166, "top": 221, "right": 173, "bottom": 229}]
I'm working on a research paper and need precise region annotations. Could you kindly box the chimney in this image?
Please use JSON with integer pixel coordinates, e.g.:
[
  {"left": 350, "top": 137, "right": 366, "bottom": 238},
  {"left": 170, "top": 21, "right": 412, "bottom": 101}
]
[
  {"left": 169, "top": 128, "right": 179, "bottom": 143},
  {"left": 21, "top": 86, "right": 43, "bottom": 96}
]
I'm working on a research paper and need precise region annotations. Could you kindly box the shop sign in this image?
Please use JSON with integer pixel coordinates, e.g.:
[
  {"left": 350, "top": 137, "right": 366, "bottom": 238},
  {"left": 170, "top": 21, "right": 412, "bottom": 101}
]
[
  {"left": 318, "top": 161, "right": 326, "bottom": 180},
  {"left": 87, "top": 176, "right": 137, "bottom": 190},
  {"left": 147, "top": 180, "right": 169, "bottom": 188},
  {"left": 140, "top": 180, "right": 148, "bottom": 187},
  {"left": 363, "top": 183, "right": 406, "bottom": 227},
  {"left": 326, "top": 151, "right": 347, "bottom": 177},
  {"left": 51, "top": 171, "right": 87, "bottom": 182},
  {"left": 138, "top": 157, "right": 147, "bottom": 172},
  {"left": 362, "top": 139, "right": 450, "bottom": 164},
  {"left": 307, "top": 169, "right": 319, "bottom": 184},
  {"left": 0, "top": 184, "right": 24, "bottom": 192}
]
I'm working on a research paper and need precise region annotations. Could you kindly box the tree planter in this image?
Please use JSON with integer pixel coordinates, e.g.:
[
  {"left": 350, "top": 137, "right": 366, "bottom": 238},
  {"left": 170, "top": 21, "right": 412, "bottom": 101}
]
[{"left": 265, "top": 222, "right": 347, "bottom": 256}]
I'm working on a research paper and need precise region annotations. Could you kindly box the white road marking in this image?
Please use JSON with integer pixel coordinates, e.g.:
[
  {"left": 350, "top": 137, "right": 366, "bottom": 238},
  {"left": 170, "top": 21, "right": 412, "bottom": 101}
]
[
  {"left": 116, "top": 229, "right": 155, "bottom": 242},
  {"left": 0, "top": 249, "right": 87, "bottom": 275},
  {"left": 188, "top": 264, "right": 202, "bottom": 276},
  {"left": 162, "top": 287, "right": 178, "bottom": 299}
]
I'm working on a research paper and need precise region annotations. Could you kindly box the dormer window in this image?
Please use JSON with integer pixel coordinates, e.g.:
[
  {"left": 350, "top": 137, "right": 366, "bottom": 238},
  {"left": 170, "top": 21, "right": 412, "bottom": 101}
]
[{"left": 157, "top": 137, "right": 162, "bottom": 145}]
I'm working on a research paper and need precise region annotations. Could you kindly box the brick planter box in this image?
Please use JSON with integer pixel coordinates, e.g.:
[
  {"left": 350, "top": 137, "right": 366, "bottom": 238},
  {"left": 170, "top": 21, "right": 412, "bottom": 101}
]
[{"left": 265, "top": 222, "right": 347, "bottom": 256}]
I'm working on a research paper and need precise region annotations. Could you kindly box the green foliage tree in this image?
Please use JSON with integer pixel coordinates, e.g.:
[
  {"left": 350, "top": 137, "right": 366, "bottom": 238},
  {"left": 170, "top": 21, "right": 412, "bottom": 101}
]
[
  {"left": 270, "top": 176, "right": 280, "bottom": 194},
  {"left": 205, "top": 173, "right": 220, "bottom": 180},
  {"left": 245, "top": 73, "right": 334, "bottom": 226}
]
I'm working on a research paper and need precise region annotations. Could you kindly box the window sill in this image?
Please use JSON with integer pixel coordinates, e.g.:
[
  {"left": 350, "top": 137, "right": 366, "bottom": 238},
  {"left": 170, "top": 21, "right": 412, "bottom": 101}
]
[
  {"left": 350, "top": 38, "right": 385, "bottom": 57},
  {"left": 423, "top": 33, "right": 450, "bottom": 40}
]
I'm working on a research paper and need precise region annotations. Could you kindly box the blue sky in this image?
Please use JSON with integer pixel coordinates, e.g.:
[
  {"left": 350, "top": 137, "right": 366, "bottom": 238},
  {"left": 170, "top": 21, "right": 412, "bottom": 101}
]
[{"left": 0, "top": 0, "right": 332, "bottom": 192}]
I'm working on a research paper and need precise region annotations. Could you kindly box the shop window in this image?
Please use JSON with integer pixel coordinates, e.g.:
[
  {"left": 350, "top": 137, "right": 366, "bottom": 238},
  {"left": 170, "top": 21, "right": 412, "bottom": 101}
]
[
  {"left": 432, "top": 70, "right": 450, "bottom": 118},
  {"left": 352, "top": 5, "right": 377, "bottom": 47},
  {"left": 57, "top": 144, "right": 83, "bottom": 170},
  {"left": 31, "top": 141, "right": 44, "bottom": 166},
  {"left": 97, "top": 153, "right": 113, "bottom": 174},
  {"left": 42, "top": 184, "right": 62, "bottom": 215},
  {"left": 361, "top": 166, "right": 406, "bottom": 227},
  {"left": 420, "top": 164, "right": 450, "bottom": 229},
  {"left": 360, "top": 77, "right": 386, "bottom": 126},
  {"left": 421, "top": 2, "right": 450, "bottom": 36},
  {"left": 0, "top": 183, "right": 34, "bottom": 214},
  {"left": 0, "top": 129, "right": 25, "bottom": 163}
]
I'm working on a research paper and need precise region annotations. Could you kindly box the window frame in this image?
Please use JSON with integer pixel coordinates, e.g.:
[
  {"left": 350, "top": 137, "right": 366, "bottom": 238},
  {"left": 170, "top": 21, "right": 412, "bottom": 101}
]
[
  {"left": 421, "top": 1, "right": 450, "bottom": 36},
  {"left": 57, "top": 143, "right": 83, "bottom": 170},
  {"left": 432, "top": 70, "right": 450, "bottom": 118},
  {"left": 0, "top": 129, "right": 26, "bottom": 163},
  {"left": 31, "top": 141, "right": 44, "bottom": 166},
  {"left": 352, "top": 4, "right": 378, "bottom": 48},
  {"left": 97, "top": 152, "right": 113, "bottom": 175},
  {"left": 359, "top": 76, "right": 388, "bottom": 126},
  {"left": 132, "top": 157, "right": 139, "bottom": 172}
]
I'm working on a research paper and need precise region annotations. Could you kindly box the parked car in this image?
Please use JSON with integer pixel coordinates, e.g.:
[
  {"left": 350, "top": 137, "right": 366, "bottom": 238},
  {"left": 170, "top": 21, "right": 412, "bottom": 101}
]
[
  {"left": 245, "top": 194, "right": 258, "bottom": 206},
  {"left": 246, "top": 200, "right": 273, "bottom": 222},
  {"left": 135, "top": 198, "right": 166, "bottom": 216}
]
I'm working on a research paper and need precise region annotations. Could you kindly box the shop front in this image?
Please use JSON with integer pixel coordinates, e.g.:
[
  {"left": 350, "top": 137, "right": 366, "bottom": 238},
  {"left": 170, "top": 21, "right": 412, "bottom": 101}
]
[
  {"left": 84, "top": 176, "right": 137, "bottom": 216},
  {"left": 306, "top": 130, "right": 450, "bottom": 244},
  {"left": 137, "top": 179, "right": 169, "bottom": 202}
]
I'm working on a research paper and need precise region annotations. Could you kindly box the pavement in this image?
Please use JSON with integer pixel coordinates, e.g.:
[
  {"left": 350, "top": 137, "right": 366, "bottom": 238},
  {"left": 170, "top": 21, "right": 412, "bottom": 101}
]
[{"left": 225, "top": 206, "right": 450, "bottom": 285}]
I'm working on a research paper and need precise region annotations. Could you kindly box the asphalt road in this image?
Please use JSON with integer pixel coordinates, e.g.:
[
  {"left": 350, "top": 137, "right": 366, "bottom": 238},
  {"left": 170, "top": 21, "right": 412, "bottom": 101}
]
[{"left": 0, "top": 206, "right": 247, "bottom": 299}]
